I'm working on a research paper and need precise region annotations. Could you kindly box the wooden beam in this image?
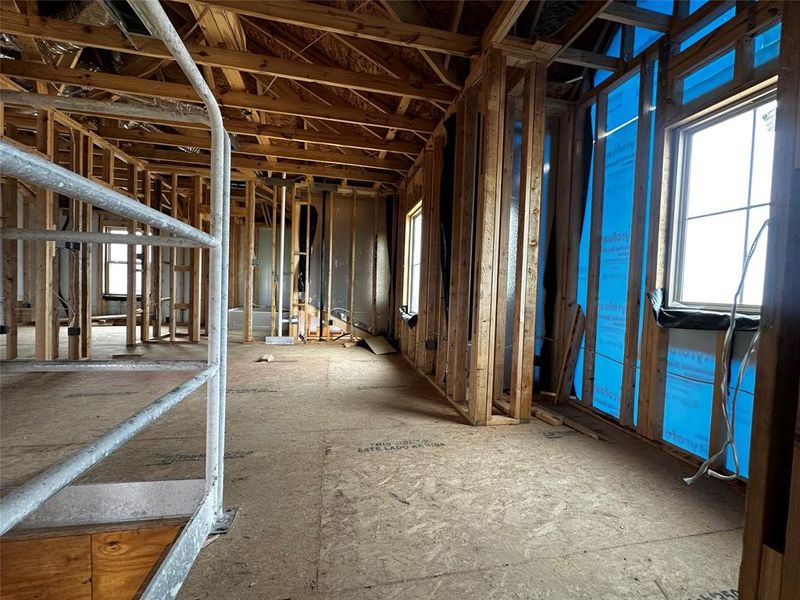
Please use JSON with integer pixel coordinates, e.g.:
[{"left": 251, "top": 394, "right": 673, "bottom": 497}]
[
  {"left": 3, "top": 92, "right": 423, "bottom": 154},
  {"left": 555, "top": 48, "right": 621, "bottom": 71},
  {"left": 99, "top": 127, "right": 409, "bottom": 171},
  {"left": 468, "top": 50, "right": 506, "bottom": 425},
  {"left": 619, "top": 60, "right": 655, "bottom": 428},
  {"left": 599, "top": 2, "right": 671, "bottom": 32},
  {"left": 509, "top": 61, "right": 546, "bottom": 422},
  {"left": 481, "top": 0, "right": 529, "bottom": 49},
  {"left": 123, "top": 147, "right": 400, "bottom": 184},
  {"left": 0, "top": 60, "right": 438, "bottom": 133},
  {"left": 243, "top": 180, "right": 256, "bottom": 342},
  {"left": 581, "top": 92, "right": 608, "bottom": 408},
  {"left": 171, "top": 0, "right": 480, "bottom": 57},
  {"left": 125, "top": 164, "right": 138, "bottom": 347},
  {"left": 34, "top": 110, "right": 55, "bottom": 360},
  {"left": 739, "top": 2, "right": 800, "bottom": 597},
  {"left": 379, "top": 1, "right": 464, "bottom": 90},
  {"left": 2, "top": 173, "right": 18, "bottom": 359},
  {"left": 189, "top": 175, "right": 203, "bottom": 342},
  {"left": 140, "top": 169, "right": 152, "bottom": 343},
  {"left": 548, "top": 0, "right": 615, "bottom": 64},
  {"left": 79, "top": 134, "right": 93, "bottom": 358},
  {"left": 494, "top": 36, "right": 562, "bottom": 66},
  {"left": 0, "top": 10, "right": 455, "bottom": 103},
  {"left": 447, "top": 88, "right": 479, "bottom": 407}
]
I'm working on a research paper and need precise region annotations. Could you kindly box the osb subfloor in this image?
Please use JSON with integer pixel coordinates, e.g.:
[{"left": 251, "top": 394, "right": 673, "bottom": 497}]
[{"left": 1, "top": 326, "right": 744, "bottom": 599}]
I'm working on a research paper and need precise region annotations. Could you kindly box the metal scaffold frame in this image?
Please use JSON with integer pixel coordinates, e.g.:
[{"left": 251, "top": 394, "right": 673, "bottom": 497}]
[{"left": 0, "top": 1, "right": 231, "bottom": 596}]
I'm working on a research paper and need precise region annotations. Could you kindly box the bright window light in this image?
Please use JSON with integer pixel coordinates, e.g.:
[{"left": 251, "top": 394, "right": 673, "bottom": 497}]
[
  {"left": 671, "top": 95, "right": 776, "bottom": 309},
  {"left": 405, "top": 204, "right": 423, "bottom": 314},
  {"left": 105, "top": 226, "right": 142, "bottom": 296}
]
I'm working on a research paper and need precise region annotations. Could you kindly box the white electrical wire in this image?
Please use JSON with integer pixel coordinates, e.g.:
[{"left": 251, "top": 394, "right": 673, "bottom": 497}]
[{"left": 684, "top": 218, "right": 771, "bottom": 485}]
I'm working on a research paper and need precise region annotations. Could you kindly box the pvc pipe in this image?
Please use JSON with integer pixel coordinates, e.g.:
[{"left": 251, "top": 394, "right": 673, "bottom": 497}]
[
  {"left": 277, "top": 175, "right": 287, "bottom": 335},
  {"left": 0, "top": 91, "right": 209, "bottom": 125},
  {"left": 0, "top": 140, "right": 217, "bottom": 247},
  {"left": 129, "top": 0, "right": 229, "bottom": 517},
  {"left": 1, "top": 228, "right": 208, "bottom": 248},
  {"left": 0, "top": 367, "right": 215, "bottom": 534}
]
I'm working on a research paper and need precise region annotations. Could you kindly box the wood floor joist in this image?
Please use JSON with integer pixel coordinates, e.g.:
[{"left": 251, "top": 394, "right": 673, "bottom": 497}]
[
  {"left": 0, "top": 10, "right": 455, "bottom": 103},
  {"left": 0, "top": 60, "right": 438, "bottom": 134},
  {"left": 124, "top": 146, "right": 400, "bottom": 184},
  {"left": 98, "top": 127, "right": 410, "bottom": 172},
  {"left": 0, "top": 102, "right": 422, "bottom": 155}
]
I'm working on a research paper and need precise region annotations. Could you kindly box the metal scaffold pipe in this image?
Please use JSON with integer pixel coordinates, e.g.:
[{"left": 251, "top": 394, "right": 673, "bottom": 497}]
[{"left": 0, "top": 139, "right": 217, "bottom": 247}]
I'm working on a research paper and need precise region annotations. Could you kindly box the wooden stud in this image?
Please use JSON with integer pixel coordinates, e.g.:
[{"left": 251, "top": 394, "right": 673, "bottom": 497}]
[
  {"left": 140, "top": 171, "right": 152, "bottom": 343},
  {"left": 581, "top": 91, "right": 607, "bottom": 409},
  {"left": 468, "top": 50, "right": 507, "bottom": 425},
  {"left": 80, "top": 135, "right": 93, "bottom": 358},
  {"left": 349, "top": 192, "right": 357, "bottom": 340},
  {"left": 169, "top": 174, "right": 178, "bottom": 341},
  {"left": 492, "top": 94, "right": 519, "bottom": 404},
  {"left": 636, "top": 39, "right": 674, "bottom": 441},
  {"left": 243, "top": 180, "right": 256, "bottom": 342},
  {"left": 509, "top": 61, "right": 547, "bottom": 422},
  {"left": 271, "top": 186, "right": 278, "bottom": 336},
  {"left": 290, "top": 192, "right": 301, "bottom": 340},
  {"left": 739, "top": 3, "right": 800, "bottom": 596},
  {"left": 190, "top": 175, "right": 204, "bottom": 342},
  {"left": 34, "top": 110, "right": 55, "bottom": 360},
  {"left": 2, "top": 174, "right": 18, "bottom": 359},
  {"left": 67, "top": 131, "right": 83, "bottom": 360},
  {"left": 126, "top": 163, "right": 138, "bottom": 347},
  {"left": 619, "top": 60, "right": 656, "bottom": 428},
  {"left": 448, "top": 88, "right": 479, "bottom": 406}
]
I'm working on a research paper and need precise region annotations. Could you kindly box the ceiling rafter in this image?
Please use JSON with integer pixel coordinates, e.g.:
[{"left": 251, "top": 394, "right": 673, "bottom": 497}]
[
  {"left": 378, "top": 0, "right": 463, "bottom": 90},
  {"left": 125, "top": 146, "right": 400, "bottom": 183},
  {"left": 0, "top": 10, "right": 455, "bottom": 102},
  {"left": 481, "top": 0, "right": 530, "bottom": 49},
  {"left": 168, "top": 0, "right": 480, "bottom": 56},
  {"left": 0, "top": 100, "right": 423, "bottom": 155},
  {"left": 1, "top": 60, "right": 439, "bottom": 133},
  {"left": 112, "top": 134, "right": 410, "bottom": 171}
]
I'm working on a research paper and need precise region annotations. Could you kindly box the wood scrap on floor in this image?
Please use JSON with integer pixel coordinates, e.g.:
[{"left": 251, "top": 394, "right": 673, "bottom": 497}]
[
  {"left": 532, "top": 404, "right": 604, "bottom": 441},
  {"left": 555, "top": 305, "right": 585, "bottom": 405},
  {"left": 257, "top": 353, "right": 274, "bottom": 363},
  {"left": 362, "top": 336, "right": 396, "bottom": 355}
]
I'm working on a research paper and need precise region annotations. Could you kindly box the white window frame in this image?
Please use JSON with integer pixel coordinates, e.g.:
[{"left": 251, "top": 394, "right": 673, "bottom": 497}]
[
  {"left": 403, "top": 201, "right": 423, "bottom": 314},
  {"left": 668, "top": 89, "right": 776, "bottom": 312},
  {"left": 103, "top": 225, "right": 142, "bottom": 298}
]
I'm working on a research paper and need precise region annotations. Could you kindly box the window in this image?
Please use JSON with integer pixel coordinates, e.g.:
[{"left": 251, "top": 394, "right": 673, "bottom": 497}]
[
  {"left": 104, "top": 226, "right": 142, "bottom": 297},
  {"left": 670, "top": 93, "right": 776, "bottom": 309},
  {"left": 404, "top": 203, "right": 423, "bottom": 314}
]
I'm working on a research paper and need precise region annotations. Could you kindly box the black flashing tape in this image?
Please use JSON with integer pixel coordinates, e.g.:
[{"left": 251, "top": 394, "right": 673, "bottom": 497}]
[
  {"left": 68, "top": 327, "right": 81, "bottom": 336},
  {"left": 398, "top": 305, "right": 418, "bottom": 329},
  {"left": 647, "top": 288, "right": 760, "bottom": 331}
]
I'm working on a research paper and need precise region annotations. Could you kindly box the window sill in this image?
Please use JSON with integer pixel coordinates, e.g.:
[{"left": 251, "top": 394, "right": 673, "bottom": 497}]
[
  {"left": 648, "top": 289, "right": 760, "bottom": 331},
  {"left": 102, "top": 294, "right": 143, "bottom": 302}
]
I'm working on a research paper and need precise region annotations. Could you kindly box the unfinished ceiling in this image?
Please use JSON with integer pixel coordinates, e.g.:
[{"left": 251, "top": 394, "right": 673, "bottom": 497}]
[{"left": 0, "top": 0, "right": 616, "bottom": 192}]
